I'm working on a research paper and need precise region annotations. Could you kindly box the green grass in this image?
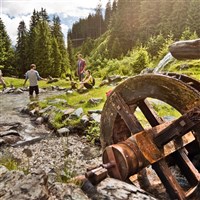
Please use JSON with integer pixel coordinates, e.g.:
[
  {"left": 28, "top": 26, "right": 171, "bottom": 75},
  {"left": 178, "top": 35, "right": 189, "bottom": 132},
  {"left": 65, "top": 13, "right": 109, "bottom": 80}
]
[
  {"left": 0, "top": 76, "right": 71, "bottom": 90},
  {"left": 167, "top": 59, "right": 200, "bottom": 80},
  {"left": 39, "top": 78, "right": 114, "bottom": 113}
]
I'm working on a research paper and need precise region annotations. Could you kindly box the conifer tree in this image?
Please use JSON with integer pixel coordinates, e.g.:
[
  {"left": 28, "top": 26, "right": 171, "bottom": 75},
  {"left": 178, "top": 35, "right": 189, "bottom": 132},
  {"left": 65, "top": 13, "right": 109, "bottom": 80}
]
[
  {"left": 105, "top": 0, "right": 112, "bottom": 29},
  {"left": 67, "top": 36, "right": 76, "bottom": 73},
  {"left": 51, "top": 15, "right": 70, "bottom": 76},
  {"left": 15, "top": 20, "right": 28, "bottom": 77},
  {"left": 34, "top": 20, "right": 52, "bottom": 77},
  {"left": 27, "top": 9, "right": 39, "bottom": 65},
  {"left": 169, "top": 0, "right": 190, "bottom": 39},
  {"left": 51, "top": 37, "right": 62, "bottom": 77},
  {"left": 187, "top": 0, "right": 200, "bottom": 36},
  {"left": 0, "top": 18, "right": 14, "bottom": 75},
  {"left": 94, "top": 1, "right": 104, "bottom": 38}
]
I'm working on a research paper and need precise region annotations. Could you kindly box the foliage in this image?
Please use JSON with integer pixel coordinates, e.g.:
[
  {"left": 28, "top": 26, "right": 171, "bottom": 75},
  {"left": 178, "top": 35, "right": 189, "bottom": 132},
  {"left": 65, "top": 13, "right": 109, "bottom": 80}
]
[
  {"left": 96, "top": 47, "right": 151, "bottom": 77},
  {"left": 146, "top": 33, "right": 165, "bottom": 58},
  {"left": 180, "top": 27, "right": 199, "bottom": 40},
  {"left": 167, "top": 59, "right": 200, "bottom": 80},
  {"left": 1, "top": 1, "right": 200, "bottom": 90},
  {"left": 1, "top": 8, "right": 70, "bottom": 78},
  {"left": 0, "top": 150, "right": 30, "bottom": 174},
  {"left": 55, "top": 167, "right": 76, "bottom": 183},
  {"left": 0, "top": 18, "right": 15, "bottom": 76},
  {"left": 157, "top": 34, "right": 174, "bottom": 61},
  {"left": 151, "top": 100, "right": 181, "bottom": 119},
  {"left": 86, "top": 121, "right": 100, "bottom": 144},
  {"left": 0, "top": 152, "right": 19, "bottom": 171},
  {"left": 69, "top": 0, "right": 200, "bottom": 60}
]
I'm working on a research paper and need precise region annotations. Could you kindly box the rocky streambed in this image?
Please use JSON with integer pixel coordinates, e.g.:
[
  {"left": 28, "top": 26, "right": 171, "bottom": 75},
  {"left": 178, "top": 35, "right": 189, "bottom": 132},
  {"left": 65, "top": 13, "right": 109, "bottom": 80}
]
[{"left": 0, "top": 88, "right": 199, "bottom": 200}]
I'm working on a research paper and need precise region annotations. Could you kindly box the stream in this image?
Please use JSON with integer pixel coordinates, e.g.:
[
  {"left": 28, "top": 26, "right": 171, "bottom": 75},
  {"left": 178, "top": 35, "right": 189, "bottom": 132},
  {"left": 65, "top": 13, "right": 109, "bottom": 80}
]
[{"left": 0, "top": 89, "right": 63, "bottom": 142}]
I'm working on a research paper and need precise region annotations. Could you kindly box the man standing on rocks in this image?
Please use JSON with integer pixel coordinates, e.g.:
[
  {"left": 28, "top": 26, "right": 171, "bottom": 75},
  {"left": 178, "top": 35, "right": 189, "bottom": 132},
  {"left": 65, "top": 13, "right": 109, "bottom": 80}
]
[{"left": 23, "top": 64, "right": 44, "bottom": 97}]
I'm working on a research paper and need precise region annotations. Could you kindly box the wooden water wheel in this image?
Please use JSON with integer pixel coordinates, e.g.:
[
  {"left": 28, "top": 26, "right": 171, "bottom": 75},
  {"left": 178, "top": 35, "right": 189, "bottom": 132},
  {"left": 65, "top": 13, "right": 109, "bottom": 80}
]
[
  {"left": 100, "top": 73, "right": 200, "bottom": 200},
  {"left": 100, "top": 73, "right": 200, "bottom": 148}
]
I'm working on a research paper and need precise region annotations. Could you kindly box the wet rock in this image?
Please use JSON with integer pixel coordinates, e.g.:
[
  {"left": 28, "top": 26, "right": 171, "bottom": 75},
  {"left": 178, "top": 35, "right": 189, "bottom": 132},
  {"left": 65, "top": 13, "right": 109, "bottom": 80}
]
[
  {"left": 28, "top": 101, "right": 39, "bottom": 109},
  {"left": 39, "top": 88, "right": 46, "bottom": 93},
  {"left": 3, "top": 87, "right": 15, "bottom": 93},
  {"left": 0, "top": 129, "right": 20, "bottom": 137},
  {"left": 29, "top": 108, "right": 39, "bottom": 116},
  {"left": 13, "top": 88, "right": 24, "bottom": 94},
  {"left": 20, "top": 106, "right": 30, "bottom": 114}
]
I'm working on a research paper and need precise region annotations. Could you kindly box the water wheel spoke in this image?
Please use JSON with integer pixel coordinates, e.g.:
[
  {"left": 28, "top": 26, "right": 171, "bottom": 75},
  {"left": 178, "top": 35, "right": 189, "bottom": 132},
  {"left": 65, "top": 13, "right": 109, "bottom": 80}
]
[
  {"left": 138, "top": 99, "right": 164, "bottom": 127},
  {"left": 110, "top": 92, "right": 144, "bottom": 134}
]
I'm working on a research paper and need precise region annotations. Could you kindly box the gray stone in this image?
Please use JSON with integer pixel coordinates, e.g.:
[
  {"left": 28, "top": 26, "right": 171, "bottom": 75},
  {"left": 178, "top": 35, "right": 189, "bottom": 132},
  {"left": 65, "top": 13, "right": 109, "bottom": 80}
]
[
  {"left": 89, "top": 113, "right": 101, "bottom": 123},
  {"left": 108, "top": 75, "right": 122, "bottom": 83},
  {"left": 99, "top": 79, "right": 109, "bottom": 87},
  {"left": 35, "top": 117, "right": 44, "bottom": 124},
  {"left": 96, "top": 178, "right": 157, "bottom": 200},
  {"left": 0, "top": 169, "right": 49, "bottom": 200},
  {"left": 81, "top": 115, "right": 89, "bottom": 124},
  {"left": 39, "top": 105, "right": 54, "bottom": 115},
  {"left": 70, "top": 107, "right": 84, "bottom": 118},
  {"left": 20, "top": 106, "right": 30, "bottom": 114},
  {"left": 3, "top": 87, "right": 15, "bottom": 93},
  {"left": 88, "top": 98, "right": 103, "bottom": 105},
  {"left": 63, "top": 108, "right": 75, "bottom": 115},
  {"left": 49, "top": 182, "right": 90, "bottom": 200},
  {"left": 13, "top": 88, "right": 23, "bottom": 94},
  {"left": 48, "top": 99, "right": 68, "bottom": 106},
  {"left": 0, "top": 129, "right": 20, "bottom": 137},
  {"left": 57, "top": 127, "right": 70, "bottom": 136},
  {"left": 66, "top": 90, "right": 74, "bottom": 94}
]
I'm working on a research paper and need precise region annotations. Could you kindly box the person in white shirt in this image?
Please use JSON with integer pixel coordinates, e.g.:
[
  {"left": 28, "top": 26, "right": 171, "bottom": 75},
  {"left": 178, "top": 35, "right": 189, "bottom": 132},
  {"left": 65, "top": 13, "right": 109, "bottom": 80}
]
[{"left": 23, "top": 64, "right": 44, "bottom": 96}]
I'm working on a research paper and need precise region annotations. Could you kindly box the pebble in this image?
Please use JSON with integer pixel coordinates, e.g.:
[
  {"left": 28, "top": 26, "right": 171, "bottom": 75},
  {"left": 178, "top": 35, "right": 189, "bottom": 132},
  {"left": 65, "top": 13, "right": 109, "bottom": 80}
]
[{"left": 6, "top": 134, "right": 102, "bottom": 176}]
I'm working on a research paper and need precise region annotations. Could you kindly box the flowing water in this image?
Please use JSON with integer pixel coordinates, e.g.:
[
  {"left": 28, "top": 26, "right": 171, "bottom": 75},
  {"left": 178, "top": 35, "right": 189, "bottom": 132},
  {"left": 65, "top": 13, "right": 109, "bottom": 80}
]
[
  {"left": 0, "top": 90, "right": 63, "bottom": 142},
  {"left": 153, "top": 52, "right": 174, "bottom": 73}
]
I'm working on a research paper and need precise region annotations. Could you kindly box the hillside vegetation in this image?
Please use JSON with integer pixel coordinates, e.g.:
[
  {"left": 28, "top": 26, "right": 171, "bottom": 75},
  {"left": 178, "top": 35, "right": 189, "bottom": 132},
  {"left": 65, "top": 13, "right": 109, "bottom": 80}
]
[{"left": 1, "top": 0, "right": 200, "bottom": 80}]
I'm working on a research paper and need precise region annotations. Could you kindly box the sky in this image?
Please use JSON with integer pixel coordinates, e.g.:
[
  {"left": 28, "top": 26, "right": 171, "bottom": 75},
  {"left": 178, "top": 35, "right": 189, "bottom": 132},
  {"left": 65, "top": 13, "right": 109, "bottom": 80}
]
[{"left": 1, "top": 0, "right": 112, "bottom": 46}]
